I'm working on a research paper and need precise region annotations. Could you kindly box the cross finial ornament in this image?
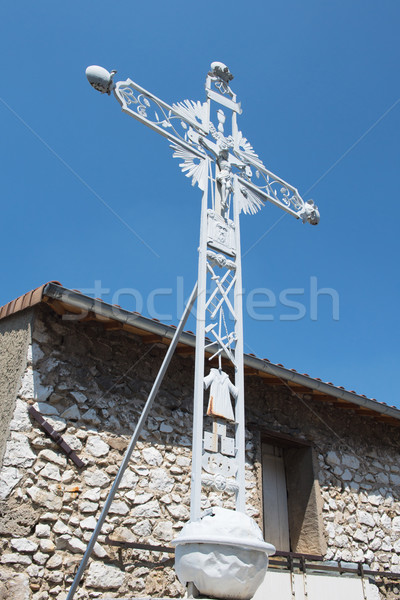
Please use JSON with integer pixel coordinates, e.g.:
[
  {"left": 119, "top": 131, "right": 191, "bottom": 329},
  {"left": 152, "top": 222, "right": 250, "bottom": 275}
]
[
  {"left": 71, "top": 62, "right": 320, "bottom": 600},
  {"left": 210, "top": 61, "right": 234, "bottom": 83}
]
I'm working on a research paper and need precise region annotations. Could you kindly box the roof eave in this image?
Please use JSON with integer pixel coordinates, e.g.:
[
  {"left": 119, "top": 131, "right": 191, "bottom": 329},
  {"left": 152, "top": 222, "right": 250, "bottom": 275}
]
[{"left": 40, "top": 283, "right": 400, "bottom": 423}]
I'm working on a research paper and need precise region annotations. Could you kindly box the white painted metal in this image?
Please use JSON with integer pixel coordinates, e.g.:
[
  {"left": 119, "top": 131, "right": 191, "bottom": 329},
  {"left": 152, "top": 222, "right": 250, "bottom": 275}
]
[
  {"left": 83, "top": 61, "right": 320, "bottom": 599},
  {"left": 190, "top": 179, "right": 209, "bottom": 521},
  {"left": 232, "top": 175, "right": 246, "bottom": 512},
  {"left": 110, "top": 67, "right": 320, "bottom": 225}
]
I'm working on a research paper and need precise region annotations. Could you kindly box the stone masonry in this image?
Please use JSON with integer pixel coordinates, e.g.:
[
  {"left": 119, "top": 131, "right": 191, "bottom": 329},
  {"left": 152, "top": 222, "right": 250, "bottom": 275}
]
[{"left": 0, "top": 304, "right": 399, "bottom": 599}]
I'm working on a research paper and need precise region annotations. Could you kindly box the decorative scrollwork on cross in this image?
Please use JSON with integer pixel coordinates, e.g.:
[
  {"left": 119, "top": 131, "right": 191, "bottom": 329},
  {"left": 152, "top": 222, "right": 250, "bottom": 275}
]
[
  {"left": 116, "top": 70, "right": 320, "bottom": 225},
  {"left": 236, "top": 167, "right": 319, "bottom": 223},
  {"left": 118, "top": 87, "right": 151, "bottom": 117},
  {"left": 118, "top": 84, "right": 186, "bottom": 135},
  {"left": 115, "top": 80, "right": 210, "bottom": 154}
]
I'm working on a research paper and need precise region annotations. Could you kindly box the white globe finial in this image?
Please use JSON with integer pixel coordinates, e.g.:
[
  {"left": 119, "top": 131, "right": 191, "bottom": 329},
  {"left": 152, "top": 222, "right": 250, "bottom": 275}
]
[{"left": 85, "top": 65, "right": 117, "bottom": 95}]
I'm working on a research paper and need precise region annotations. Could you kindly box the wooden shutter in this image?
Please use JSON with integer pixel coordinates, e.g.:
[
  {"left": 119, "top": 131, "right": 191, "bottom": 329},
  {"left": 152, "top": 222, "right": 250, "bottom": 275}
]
[{"left": 262, "top": 443, "right": 290, "bottom": 551}]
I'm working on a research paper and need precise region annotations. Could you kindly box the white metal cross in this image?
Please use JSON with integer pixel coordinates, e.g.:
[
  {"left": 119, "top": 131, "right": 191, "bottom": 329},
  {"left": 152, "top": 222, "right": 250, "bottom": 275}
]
[
  {"left": 64, "top": 61, "right": 320, "bottom": 600},
  {"left": 86, "top": 60, "right": 320, "bottom": 520}
]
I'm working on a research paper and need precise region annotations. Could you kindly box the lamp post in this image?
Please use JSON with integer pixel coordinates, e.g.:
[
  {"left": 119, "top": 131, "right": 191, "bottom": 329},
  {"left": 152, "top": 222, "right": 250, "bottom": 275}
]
[{"left": 66, "top": 62, "right": 320, "bottom": 600}]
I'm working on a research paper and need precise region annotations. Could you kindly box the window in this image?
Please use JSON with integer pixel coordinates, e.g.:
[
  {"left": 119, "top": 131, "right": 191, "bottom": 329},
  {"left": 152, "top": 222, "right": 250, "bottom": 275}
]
[{"left": 261, "top": 432, "right": 325, "bottom": 555}]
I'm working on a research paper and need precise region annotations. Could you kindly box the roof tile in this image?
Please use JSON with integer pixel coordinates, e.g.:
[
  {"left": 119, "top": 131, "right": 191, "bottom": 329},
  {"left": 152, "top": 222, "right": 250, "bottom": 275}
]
[{"left": 0, "top": 281, "right": 61, "bottom": 321}]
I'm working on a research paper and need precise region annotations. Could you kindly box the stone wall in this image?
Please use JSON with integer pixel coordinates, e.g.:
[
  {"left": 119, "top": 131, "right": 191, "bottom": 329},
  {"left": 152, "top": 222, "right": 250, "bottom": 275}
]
[
  {"left": 245, "top": 379, "right": 400, "bottom": 599},
  {"left": 0, "top": 309, "right": 32, "bottom": 467},
  {"left": 0, "top": 304, "right": 399, "bottom": 599}
]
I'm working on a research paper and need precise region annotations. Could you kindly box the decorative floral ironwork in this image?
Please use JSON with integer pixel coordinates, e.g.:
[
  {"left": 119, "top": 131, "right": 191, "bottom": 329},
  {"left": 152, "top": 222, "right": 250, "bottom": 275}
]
[
  {"left": 209, "top": 122, "right": 234, "bottom": 150},
  {"left": 214, "top": 78, "right": 232, "bottom": 96},
  {"left": 119, "top": 85, "right": 174, "bottom": 128},
  {"left": 257, "top": 171, "right": 303, "bottom": 210},
  {"left": 235, "top": 170, "right": 308, "bottom": 217},
  {"left": 118, "top": 87, "right": 151, "bottom": 117},
  {"left": 116, "top": 82, "right": 209, "bottom": 148}
]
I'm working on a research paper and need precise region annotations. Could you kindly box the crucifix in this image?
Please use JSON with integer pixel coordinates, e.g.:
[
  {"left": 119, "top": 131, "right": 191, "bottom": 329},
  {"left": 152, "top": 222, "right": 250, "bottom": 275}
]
[{"left": 67, "top": 62, "right": 319, "bottom": 600}]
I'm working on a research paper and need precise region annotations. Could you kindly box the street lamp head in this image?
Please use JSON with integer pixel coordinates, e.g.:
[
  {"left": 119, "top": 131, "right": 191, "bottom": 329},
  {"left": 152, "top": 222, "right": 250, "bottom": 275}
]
[{"left": 85, "top": 65, "right": 117, "bottom": 95}]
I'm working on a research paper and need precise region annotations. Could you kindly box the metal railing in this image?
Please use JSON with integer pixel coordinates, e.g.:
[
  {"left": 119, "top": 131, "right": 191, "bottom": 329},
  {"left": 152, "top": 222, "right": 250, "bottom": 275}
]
[{"left": 104, "top": 538, "right": 400, "bottom": 582}]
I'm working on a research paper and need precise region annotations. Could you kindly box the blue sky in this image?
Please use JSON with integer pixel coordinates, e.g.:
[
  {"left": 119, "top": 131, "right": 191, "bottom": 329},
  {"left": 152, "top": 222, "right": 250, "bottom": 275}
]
[{"left": 1, "top": 1, "right": 399, "bottom": 406}]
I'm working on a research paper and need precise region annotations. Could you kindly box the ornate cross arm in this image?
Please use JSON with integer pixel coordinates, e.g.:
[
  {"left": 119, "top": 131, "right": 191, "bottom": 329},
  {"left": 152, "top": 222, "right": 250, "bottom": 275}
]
[
  {"left": 114, "top": 78, "right": 209, "bottom": 154},
  {"left": 86, "top": 65, "right": 212, "bottom": 191},
  {"left": 228, "top": 123, "right": 319, "bottom": 223},
  {"left": 86, "top": 65, "right": 208, "bottom": 153},
  {"left": 236, "top": 172, "right": 320, "bottom": 224}
]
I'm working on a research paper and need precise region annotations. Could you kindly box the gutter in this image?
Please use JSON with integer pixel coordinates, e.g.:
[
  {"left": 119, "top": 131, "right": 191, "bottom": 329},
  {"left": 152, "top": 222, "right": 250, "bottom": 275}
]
[
  {"left": 43, "top": 282, "right": 200, "bottom": 347},
  {"left": 43, "top": 283, "right": 400, "bottom": 422}
]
